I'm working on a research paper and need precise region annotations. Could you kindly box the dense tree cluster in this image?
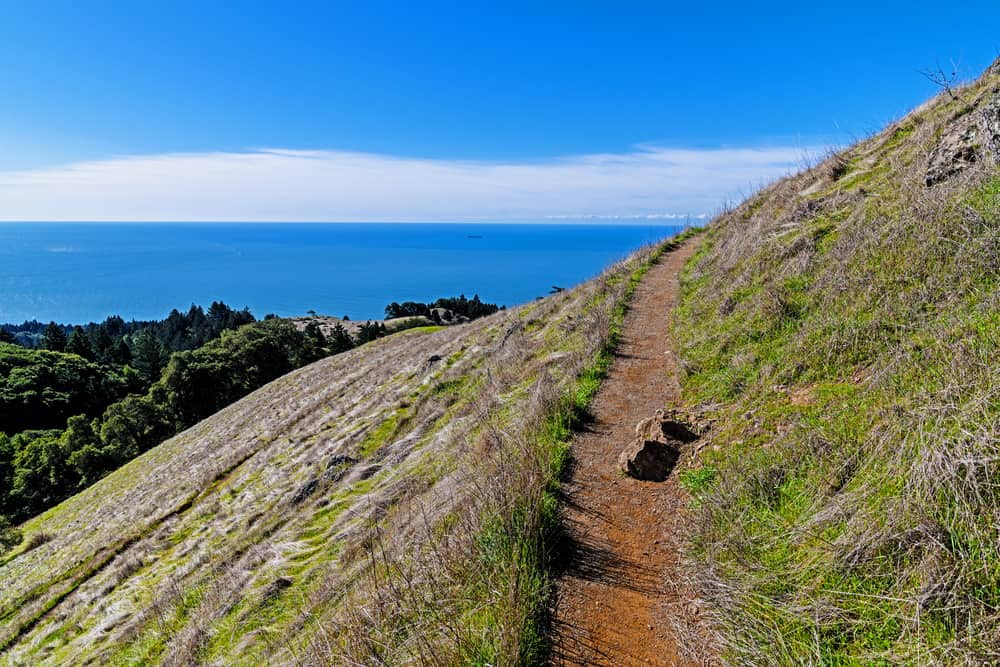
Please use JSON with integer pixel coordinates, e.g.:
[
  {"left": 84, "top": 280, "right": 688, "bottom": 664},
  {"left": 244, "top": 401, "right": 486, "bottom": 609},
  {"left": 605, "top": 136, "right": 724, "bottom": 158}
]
[
  {"left": 2, "top": 302, "right": 255, "bottom": 360},
  {"left": 355, "top": 321, "right": 388, "bottom": 344},
  {"left": 0, "top": 295, "right": 497, "bottom": 533},
  {"left": 0, "top": 319, "right": 324, "bottom": 522},
  {"left": 0, "top": 346, "right": 133, "bottom": 433},
  {"left": 327, "top": 322, "right": 355, "bottom": 354},
  {"left": 384, "top": 294, "right": 502, "bottom": 321},
  {"left": 1, "top": 303, "right": 286, "bottom": 529},
  {"left": 158, "top": 319, "right": 324, "bottom": 426},
  {"left": 0, "top": 302, "right": 256, "bottom": 436}
]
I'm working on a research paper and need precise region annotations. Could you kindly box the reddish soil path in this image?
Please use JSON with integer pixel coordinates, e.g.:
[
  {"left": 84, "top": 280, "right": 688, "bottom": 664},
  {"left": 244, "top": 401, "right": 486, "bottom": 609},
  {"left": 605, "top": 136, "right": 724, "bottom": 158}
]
[{"left": 551, "top": 238, "right": 707, "bottom": 667}]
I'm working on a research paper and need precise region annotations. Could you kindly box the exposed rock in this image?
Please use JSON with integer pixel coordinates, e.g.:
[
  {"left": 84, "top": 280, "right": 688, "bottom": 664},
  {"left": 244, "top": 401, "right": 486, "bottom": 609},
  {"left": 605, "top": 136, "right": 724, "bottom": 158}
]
[
  {"left": 926, "top": 120, "right": 979, "bottom": 186},
  {"left": 982, "top": 92, "right": 1000, "bottom": 157},
  {"left": 988, "top": 56, "right": 1000, "bottom": 78},
  {"left": 926, "top": 91, "right": 1000, "bottom": 186},
  {"left": 619, "top": 410, "right": 699, "bottom": 481},
  {"left": 290, "top": 478, "right": 319, "bottom": 504},
  {"left": 324, "top": 454, "right": 357, "bottom": 482},
  {"left": 633, "top": 409, "right": 700, "bottom": 444},
  {"left": 618, "top": 439, "right": 680, "bottom": 482}
]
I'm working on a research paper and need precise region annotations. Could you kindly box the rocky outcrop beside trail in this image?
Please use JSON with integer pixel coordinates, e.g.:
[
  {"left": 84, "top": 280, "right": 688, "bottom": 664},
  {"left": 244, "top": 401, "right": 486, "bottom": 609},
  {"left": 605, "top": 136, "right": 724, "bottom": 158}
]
[
  {"left": 618, "top": 409, "right": 700, "bottom": 481},
  {"left": 926, "top": 90, "right": 1000, "bottom": 185}
]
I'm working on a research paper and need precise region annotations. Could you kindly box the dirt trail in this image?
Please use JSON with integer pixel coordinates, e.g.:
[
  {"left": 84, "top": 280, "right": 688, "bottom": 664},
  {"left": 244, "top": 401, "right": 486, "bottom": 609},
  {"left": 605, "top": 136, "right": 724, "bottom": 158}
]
[{"left": 551, "top": 238, "right": 707, "bottom": 667}]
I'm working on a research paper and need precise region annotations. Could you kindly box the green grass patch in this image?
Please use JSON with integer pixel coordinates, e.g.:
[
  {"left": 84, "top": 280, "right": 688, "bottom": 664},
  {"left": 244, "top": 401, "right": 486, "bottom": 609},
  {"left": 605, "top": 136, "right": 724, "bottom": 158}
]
[
  {"left": 674, "top": 100, "right": 1000, "bottom": 664},
  {"left": 358, "top": 409, "right": 411, "bottom": 457}
]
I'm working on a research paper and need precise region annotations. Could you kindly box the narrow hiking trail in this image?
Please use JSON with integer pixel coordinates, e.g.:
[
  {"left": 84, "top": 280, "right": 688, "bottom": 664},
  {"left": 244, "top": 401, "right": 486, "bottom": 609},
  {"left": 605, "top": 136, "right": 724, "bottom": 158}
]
[{"left": 552, "top": 238, "right": 710, "bottom": 667}]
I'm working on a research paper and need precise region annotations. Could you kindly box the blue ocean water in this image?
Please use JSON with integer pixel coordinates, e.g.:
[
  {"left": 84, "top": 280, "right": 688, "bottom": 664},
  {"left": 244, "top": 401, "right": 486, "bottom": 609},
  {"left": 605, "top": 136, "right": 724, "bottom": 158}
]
[{"left": 0, "top": 223, "right": 683, "bottom": 324}]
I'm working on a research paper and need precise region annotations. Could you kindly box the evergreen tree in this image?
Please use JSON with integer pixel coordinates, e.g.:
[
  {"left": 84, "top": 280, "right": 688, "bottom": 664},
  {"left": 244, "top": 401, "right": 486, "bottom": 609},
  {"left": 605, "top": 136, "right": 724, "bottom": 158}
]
[
  {"left": 385, "top": 301, "right": 430, "bottom": 319},
  {"left": 102, "top": 315, "right": 126, "bottom": 338},
  {"left": 208, "top": 301, "right": 232, "bottom": 329},
  {"left": 354, "top": 321, "right": 380, "bottom": 344},
  {"left": 382, "top": 294, "right": 500, "bottom": 323},
  {"left": 0, "top": 329, "right": 15, "bottom": 345},
  {"left": 132, "top": 328, "right": 168, "bottom": 382},
  {"left": 162, "top": 308, "right": 188, "bottom": 349},
  {"left": 111, "top": 338, "right": 133, "bottom": 366},
  {"left": 186, "top": 305, "right": 208, "bottom": 347},
  {"left": 328, "top": 322, "right": 355, "bottom": 354},
  {"left": 66, "top": 327, "right": 95, "bottom": 360},
  {"left": 43, "top": 322, "right": 67, "bottom": 352},
  {"left": 304, "top": 321, "right": 327, "bottom": 348},
  {"left": 90, "top": 326, "right": 115, "bottom": 363}
]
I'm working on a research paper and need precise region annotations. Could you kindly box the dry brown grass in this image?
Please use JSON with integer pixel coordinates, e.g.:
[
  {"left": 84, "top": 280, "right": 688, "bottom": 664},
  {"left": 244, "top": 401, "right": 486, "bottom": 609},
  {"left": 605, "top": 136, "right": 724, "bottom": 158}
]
[{"left": 0, "top": 239, "right": 669, "bottom": 665}]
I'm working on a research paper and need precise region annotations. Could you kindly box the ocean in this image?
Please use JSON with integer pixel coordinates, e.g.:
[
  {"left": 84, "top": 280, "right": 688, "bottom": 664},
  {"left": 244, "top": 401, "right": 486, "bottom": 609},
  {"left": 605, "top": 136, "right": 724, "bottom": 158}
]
[{"left": 0, "top": 222, "right": 684, "bottom": 324}]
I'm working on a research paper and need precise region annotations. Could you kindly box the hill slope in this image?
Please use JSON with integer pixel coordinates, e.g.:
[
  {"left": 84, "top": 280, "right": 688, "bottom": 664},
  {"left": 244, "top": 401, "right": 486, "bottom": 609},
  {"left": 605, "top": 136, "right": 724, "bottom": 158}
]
[
  {"left": 0, "top": 241, "right": 668, "bottom": 665},
  {"left": 674, "top": 59, "right": 1000, "bottom": 664}
]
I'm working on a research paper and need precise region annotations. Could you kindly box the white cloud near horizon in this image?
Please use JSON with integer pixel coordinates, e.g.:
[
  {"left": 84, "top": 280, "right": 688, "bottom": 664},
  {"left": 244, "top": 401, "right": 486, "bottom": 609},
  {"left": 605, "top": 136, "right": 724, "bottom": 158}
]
[{"left": 0, "top": 146, "right": 816, "bottom": 222}]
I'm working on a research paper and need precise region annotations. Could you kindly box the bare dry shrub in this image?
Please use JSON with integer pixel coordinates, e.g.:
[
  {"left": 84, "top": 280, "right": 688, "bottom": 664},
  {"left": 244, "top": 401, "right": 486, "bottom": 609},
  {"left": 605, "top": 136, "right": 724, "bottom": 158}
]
[{"left": 22, "top": 532, "right": 53, "bottom": 553}]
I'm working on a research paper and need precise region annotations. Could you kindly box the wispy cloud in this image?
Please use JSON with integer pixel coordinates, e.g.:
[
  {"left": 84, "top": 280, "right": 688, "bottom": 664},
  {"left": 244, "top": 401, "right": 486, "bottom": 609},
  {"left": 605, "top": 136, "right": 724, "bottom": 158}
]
[{"left": 0, "top": 146, "right": 815, "bottom": 222}]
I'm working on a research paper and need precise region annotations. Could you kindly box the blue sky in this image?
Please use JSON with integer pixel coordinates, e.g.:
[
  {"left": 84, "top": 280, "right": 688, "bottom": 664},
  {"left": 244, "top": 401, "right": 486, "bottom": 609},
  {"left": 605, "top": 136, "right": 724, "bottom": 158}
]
[{"left": 1, "top": 1, "right": 998, "bottom": 221}]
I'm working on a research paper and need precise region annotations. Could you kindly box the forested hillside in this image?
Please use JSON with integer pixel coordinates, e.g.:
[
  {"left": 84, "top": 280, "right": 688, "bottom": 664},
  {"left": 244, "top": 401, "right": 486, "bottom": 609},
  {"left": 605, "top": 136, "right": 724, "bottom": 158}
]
[
  {"left": 0, "top": 295, "right": 503, "bottom": 542},
  {"left": 0, "top": 320, "right": 325, "bottom": 525},
  {"left": 1, "top": 302, "right": 256, "bottom": 355}
]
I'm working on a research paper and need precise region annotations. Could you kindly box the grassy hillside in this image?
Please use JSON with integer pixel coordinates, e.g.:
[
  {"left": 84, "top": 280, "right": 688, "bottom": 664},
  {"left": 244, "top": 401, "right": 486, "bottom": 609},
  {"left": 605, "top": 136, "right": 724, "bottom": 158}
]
[
  {"left": 0, "top": 238, "right": 677, "bottom": 666},
  {"left": 675, "top": 59, "right": 1000, "bottom": 664}
]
